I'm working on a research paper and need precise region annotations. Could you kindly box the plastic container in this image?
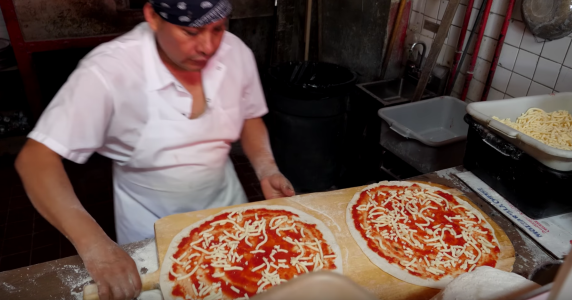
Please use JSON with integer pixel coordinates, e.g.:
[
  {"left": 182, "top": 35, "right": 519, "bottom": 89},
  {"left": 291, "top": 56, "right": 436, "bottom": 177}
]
[
  {"left": 463, "top": 115, "right": 572, "bottom": 219},
  {"left": 378, "top": 96, "right": 469, "bottom": 147},
  {"left": 467, "top": 93, "right": 572, "bottom": 171}
]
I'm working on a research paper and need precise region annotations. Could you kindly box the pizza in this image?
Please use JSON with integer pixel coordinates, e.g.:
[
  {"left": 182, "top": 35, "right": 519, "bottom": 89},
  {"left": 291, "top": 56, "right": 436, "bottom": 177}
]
[
  {"left": 346, "top": 181, "right": 501, "bottom": 289},
  {"left": 160, "top": 205, "right": 343, "bottom": 300}
]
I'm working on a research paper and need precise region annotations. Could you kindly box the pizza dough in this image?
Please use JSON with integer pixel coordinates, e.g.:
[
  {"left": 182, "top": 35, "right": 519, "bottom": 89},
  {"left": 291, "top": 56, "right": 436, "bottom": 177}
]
[
  {"left": 346, "top": 181, "right": 501, "bottom": 289},
  {"left": 430, "top": 266, "right": 540, "bottom": 300},
  {"left": 160, "top": 205, "right": 343, "bottom": 300}
]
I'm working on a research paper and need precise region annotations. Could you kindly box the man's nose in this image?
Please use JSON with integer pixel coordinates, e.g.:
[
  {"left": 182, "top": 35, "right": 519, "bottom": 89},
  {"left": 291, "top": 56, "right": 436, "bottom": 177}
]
[{"left": 198, "top": 32, "right": 215, "bottom": 56}]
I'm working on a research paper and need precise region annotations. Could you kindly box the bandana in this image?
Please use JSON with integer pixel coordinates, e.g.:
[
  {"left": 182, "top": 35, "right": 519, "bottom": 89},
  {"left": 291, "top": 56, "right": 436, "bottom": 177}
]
[{"left": 149, "top": 0, "right": 232, "bottom": 27}]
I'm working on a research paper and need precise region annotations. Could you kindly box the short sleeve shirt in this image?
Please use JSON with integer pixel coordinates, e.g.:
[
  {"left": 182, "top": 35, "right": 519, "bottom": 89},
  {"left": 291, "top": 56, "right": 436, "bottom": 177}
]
[{"left": 29, "top": 22, "right": 268, "bottom": 164}]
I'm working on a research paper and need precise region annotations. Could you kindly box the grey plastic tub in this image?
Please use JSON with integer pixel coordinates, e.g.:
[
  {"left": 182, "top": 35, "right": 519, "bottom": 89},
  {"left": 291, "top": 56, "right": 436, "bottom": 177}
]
[
  {"left": 378, "top": 96, "right": 469, "bottom": 147},
  {"left": 467, "top": 93, "right": 572, "bottom": 171}
]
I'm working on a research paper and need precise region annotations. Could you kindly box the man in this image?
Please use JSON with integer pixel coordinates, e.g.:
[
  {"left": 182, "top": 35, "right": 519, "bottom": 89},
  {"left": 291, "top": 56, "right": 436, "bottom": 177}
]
[{"left": 15, "top": 1, "right": 295, "bottom": 299}]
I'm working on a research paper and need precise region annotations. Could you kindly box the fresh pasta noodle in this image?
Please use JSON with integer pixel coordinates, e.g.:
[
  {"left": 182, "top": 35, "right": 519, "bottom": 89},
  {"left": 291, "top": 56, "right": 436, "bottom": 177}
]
[{"left": 493, "top": 108, "right": 572, "bottom": 151}]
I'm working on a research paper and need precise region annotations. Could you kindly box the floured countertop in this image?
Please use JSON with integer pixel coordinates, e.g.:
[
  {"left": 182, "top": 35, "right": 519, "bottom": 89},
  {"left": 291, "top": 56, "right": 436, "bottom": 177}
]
[
  {"left": 0, "top": 167, "right": 559, "bottom": 300},
  {"left": 0, "top": 238, "right": 163, "bottom": 300}
]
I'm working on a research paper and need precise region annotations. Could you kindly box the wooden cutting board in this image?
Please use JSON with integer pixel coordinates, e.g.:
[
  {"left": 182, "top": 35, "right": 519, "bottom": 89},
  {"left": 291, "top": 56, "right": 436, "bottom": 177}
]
[{"left": 152, "top": 181, "right": 515, "bottom": 300}]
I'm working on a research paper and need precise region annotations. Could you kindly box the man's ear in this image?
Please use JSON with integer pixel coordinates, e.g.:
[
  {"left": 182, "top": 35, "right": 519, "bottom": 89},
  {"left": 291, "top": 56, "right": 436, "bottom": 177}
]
[{"left": 143, "top": 3, "right": 161, "bottom": 32}]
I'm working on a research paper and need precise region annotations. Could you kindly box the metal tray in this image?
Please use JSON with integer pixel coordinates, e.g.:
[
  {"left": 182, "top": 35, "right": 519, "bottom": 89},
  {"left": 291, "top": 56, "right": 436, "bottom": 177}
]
[{"left": 467, "top": 93, "right": 572, "bottom": 171}]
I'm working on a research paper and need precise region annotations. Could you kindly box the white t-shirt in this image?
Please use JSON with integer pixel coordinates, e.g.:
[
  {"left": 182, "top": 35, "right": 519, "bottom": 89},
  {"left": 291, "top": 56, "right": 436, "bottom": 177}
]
[{"left": 29, "top": 22, "right": 268, "bottom": 165}]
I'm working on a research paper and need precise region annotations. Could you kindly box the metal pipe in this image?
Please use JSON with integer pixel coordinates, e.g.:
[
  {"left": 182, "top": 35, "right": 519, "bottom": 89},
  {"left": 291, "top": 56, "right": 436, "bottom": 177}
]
[
  {"left": 380, "top": 0, "right": 408, "bottom": 79},
  {"left": 481, "top": 0, "right": 517, "bottom": 101},
  {"left": 446, "top": 0, "right": 475, "bottom": 95},
  {"left": 304, "top": 0, "right": 313, "bottom": 61},
  {"left": 447, "top": 0, "right": 488, "bottom": 97},
  {"left": 460, "top": 0, "right": 493, "bottom": 101}
]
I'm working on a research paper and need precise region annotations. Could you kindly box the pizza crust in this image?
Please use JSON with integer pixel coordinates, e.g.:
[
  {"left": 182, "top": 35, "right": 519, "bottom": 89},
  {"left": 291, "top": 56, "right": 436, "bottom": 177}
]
[
  {"left": 346, "top": 181, "right": 500, "bottom": 289},
  {"left": 160, "top": 205, "right": 343, "bottom": 300}
]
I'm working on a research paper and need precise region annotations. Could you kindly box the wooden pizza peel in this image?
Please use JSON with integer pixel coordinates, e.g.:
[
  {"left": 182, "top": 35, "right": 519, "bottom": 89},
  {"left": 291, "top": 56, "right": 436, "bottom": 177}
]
[{"left": 83, "top": 181, "right": 515, "bottom": 300}]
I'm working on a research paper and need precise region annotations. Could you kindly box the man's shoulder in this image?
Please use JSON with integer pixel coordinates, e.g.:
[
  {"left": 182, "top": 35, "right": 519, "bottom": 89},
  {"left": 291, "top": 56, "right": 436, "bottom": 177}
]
[
  {"left": 78, "top": 23, "right": 148, "bottom": 75},
  {"left": 222, "top": 31, "right": 254, "bottom": 57}
]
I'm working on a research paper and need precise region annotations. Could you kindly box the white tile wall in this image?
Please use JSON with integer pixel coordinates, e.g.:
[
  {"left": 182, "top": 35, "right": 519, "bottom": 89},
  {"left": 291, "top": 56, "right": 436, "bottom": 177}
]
[
  {"left": 564, "top": 45, "right": 572, "bottom": 68},
  {"left": 425, "top": 0, "right": 441, "bottom": 19},
  {"left": 452, "top": 4, "right": 467, "bottom": 27},
  {"left": 498, "top": 43, "right": 518, "bottom": 70},
  {"left": 439, "top": 44, "right": 456, "bottom": 67},
  {"left": 422, "top": 16, "right": 437, "bottom": 38},
  {"left": 504, "top": 20, "right": 525, "bottom": 47},
  {"left": 406, "top": 0, "right": 572, "bottom": 101},
  {"left": 520, "top": 28, "right": 544, "bottom": 55},
  {"left": 506, "top": 73, "right": 531, "bottom": 98},
  {"left": 555, "top": 66, "right": 572, "bottom": 93},
  {"left": 541, "top": 37, "right": 572, "bottom": 64},
  {"left": 487, "top": 88, "right": 505, "bottom": 100},
  {"left": 534, "top": 58, "right": 561, "bottom": 88},
  {"left": 527, "top": 82, "right": 552, "bottom": 96},
  {"left": 446, "top": 25, "right": 461, "bottom": 47},
  {"left": 412, "top": 0, "right": 427, "bottom": 13},
  {"left": 467, "top": 79, "right": 485, "bottom": 101},
  {"left": 410, "top": 11, "right": 424, "bottom": 32},
  {"left": 513, "top": 49, "right": 539, "bottom": 78},
  {"left": 491, "top": 66, "right": 512, "bottom": 92}
]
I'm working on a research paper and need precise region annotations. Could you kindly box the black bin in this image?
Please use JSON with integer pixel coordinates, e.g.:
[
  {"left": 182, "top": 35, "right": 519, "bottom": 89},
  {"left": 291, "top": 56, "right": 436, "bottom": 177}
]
[{"left": 265, "top": 62, "right": 357, "bottom": 193}]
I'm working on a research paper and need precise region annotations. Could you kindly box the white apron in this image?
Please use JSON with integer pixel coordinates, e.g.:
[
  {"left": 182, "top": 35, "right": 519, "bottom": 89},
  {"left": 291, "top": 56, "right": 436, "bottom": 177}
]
[{"left": 112, "top": 78, "right": 247, "bottom": 245}]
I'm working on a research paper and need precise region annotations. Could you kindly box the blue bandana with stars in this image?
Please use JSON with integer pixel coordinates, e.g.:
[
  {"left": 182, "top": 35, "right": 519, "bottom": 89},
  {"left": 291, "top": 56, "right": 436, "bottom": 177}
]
[{"left": 149, "top": 0, "right": 232, "bottom": 27}]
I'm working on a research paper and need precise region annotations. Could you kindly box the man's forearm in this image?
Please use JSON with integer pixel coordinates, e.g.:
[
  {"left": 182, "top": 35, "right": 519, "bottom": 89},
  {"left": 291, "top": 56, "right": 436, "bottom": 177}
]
[
  {"left": 240, "top": 118, "right": 280, "bottom": 179},
  {"left": 15, "top": 140, "right": 111, "bottom": 253}
]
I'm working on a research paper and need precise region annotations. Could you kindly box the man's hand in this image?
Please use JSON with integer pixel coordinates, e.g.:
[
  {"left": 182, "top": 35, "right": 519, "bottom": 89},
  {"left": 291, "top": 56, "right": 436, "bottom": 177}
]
[
  {"left": 79, "top": 238, "right": 142, "bottom": 300},
  {"left": 260, "top": 173, "right": 296, "bottom": 200}
]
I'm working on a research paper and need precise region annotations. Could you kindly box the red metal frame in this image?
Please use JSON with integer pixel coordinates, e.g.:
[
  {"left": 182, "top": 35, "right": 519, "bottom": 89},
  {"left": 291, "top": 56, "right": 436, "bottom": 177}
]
[
  {"left": 446, "top": 0, "right": 474, "bottom": 95},
  {"left": 0, "top": 0, "right": 119, "bottom": 121},
  {"left": 460, "top": 0, "right": 493, "bottom": 101},
  {"left": 481, "top": 0, "right": 516, "bottom": 101}
]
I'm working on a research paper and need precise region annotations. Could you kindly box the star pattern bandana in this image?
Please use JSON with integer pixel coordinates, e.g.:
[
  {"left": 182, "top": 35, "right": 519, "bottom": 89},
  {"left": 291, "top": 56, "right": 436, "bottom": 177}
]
[{"left": 149, "top": 0, "right": 232, "bottom": 27}]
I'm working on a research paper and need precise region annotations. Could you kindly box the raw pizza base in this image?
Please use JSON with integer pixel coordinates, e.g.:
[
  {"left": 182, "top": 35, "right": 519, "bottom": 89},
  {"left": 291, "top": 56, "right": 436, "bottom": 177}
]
[
  {"left": 160, "top": 205, "right": 343, "bottom": 300},
  {"left": 346, "top": 181, "right": 500, "bottom": 289}
]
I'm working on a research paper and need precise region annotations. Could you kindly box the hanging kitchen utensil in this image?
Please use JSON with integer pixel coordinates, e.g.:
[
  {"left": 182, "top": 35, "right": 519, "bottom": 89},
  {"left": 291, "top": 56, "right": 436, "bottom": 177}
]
[{"left": 522, "top": 0, "right": 572, "bottom": 41}]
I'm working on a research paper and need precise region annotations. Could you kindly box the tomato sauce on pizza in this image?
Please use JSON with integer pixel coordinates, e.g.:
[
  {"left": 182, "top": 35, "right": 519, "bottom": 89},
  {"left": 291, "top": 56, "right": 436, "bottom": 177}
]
[
  {"left": 166, "top": 208, "right": 339, "bottom": 300},
  {"left": 350, "top": 183, "right": 500, "bottom": 282}
]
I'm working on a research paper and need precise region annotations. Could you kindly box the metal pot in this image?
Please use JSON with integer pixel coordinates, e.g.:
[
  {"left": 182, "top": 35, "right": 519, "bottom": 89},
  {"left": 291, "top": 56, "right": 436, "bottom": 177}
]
[{"left": 522, "top": 0, "right": 572, "bottom": 40}]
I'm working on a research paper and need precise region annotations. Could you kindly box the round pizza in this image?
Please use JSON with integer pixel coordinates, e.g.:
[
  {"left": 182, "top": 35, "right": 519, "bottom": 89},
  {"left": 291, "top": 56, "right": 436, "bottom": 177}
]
[
  {"left": 160, "top": 205, "right": 343, "bottom": 300},
  {"left": 346, "top": 181, "right": 501, "bottom": 289}
]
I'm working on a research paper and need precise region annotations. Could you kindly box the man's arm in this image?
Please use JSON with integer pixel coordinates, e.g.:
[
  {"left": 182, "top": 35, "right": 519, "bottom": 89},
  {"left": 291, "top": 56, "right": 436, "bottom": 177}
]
[
  {"left": 240, "top": 118, "right": 295, "bottom": 199},
  {"left": 16, "top": 140, "right": 141, "bottom": 300}
]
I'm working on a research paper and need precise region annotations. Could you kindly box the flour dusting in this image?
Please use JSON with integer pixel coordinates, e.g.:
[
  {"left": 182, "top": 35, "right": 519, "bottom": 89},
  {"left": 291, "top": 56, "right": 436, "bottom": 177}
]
[
  {"left": 55, "top": 239, "right": 161, "bottom": 300},
  {"left": 131, "top": 239, "right": 162, "bottom": 300},
  {"left": 436, "top": 168, "right": 472, "bottom": 193},
  {"left": 2, "top": 282, "right": 17, "bottom": 293},
  {"left": 56, "top": 265, "right": 92, "bottom": 300}
]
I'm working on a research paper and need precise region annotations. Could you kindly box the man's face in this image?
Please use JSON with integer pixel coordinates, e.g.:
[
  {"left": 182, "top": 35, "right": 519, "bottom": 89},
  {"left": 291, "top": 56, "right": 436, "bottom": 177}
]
[{"left": 144, "top": 3, "right": 226, "bottom": 71}]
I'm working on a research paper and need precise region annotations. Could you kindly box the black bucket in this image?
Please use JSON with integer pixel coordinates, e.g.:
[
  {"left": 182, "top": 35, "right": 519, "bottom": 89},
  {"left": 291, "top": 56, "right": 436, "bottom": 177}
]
[{"left": 265, "top": 61, "right": 357, "bottom": 193}]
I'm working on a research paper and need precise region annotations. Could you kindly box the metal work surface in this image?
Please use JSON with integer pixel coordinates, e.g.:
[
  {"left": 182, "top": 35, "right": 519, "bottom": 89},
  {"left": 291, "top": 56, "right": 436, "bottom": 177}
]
[{"left": 0, "top": 168, "right": 557, "bottom": 299}]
